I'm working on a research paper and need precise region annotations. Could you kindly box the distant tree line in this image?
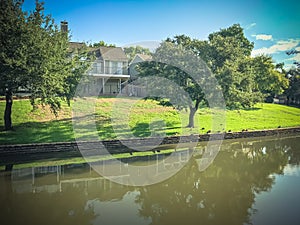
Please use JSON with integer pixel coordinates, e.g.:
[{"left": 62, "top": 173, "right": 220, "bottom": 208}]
[
  {"left": 123, "top": 46, "right": 152, "bottom": 62},
  {"left": 89, "top": 40, "right": 116, "bottom": 48},
  {"left": 285, "top": 50, "right": 300, "bottom": 105}
]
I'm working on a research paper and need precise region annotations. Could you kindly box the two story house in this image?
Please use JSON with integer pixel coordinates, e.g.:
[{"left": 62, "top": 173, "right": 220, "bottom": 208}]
[
  {"left": 87, "top": 46, "right": 129, "bottom": 95},
  {"left": 65, "top": 22, "right": 129, "bottom": 96}
]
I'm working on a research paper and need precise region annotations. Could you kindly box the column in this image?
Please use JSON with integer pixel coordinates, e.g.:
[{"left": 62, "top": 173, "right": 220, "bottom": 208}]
[{"left": 102, "top": 77, "right": 105, "bottom": 94}]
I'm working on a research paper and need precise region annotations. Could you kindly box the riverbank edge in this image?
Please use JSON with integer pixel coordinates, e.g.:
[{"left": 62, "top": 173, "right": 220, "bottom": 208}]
[{"left": 1, "top": 126, "right": 300, "bottom": 159}]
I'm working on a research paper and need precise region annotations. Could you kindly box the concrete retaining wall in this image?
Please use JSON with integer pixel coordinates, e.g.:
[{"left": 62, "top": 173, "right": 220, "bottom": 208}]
[{"left": 1, "top": 127, "right": 300, "bottom": 165}]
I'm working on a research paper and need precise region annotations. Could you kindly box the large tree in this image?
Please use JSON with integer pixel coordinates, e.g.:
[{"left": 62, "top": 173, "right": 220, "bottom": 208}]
[
  {"left": 0, "top": 0, "right": 89, "bottom": 130},
  {"left": 135, "top": 24, "right": 289, "bottom": 128},
  {"left": 251, "top": 55, "right": 288, "bottom": 99},
  {"left": 136, "top": 41, "right": 220, "bottom": 128},
  {"left": 200, "top": 24, "right": 262, "bottom": 108},
  {"left": 166, "top": 27, "right": 257, "bottom": 109},
  {"left": 285, "top": 50, "right": 300, "bottom": 104},
  {"left": 167, "top": 25, "right": 288, "bottom": 108},
  {"left": 0, "top": 0, "right": 26, "bottom": 130}
]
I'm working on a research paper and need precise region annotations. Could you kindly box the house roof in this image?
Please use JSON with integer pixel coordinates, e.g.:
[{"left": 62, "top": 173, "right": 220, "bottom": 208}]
[
  {"left": 130, "top": 54, "right": 153, "bottom": 65},
  {"left": 136, "top": 54, "right": 152, "bottom": 61},
  {"left": 68, "top": 43, "right": 128, "bottom": 62},
  {"left": 94, "top": 46, "right": 128, "bottom": 61},
  {"left": 68, "top": 42, "right": 87, "bottom": 51}
]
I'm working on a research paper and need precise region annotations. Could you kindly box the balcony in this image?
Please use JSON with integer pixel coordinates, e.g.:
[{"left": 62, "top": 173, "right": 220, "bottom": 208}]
[{"left": 88, "top": 65, "right": 129, "bottom": 76}]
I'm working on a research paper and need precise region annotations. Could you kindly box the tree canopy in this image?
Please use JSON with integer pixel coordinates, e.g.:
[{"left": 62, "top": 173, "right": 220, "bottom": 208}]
[
  {"left": 285, "top": 50, "right": 300, "bottom": 104},
  {"left": 124, "top": 45, "right": 152, "bottom": 62},
  {"left": 136, "top": 41, "right": 223, "bottom": 128},
  {"left": 165, "top": 24, "right": 288, "bottom": 109},
  {"left": 0, "top": 0, "right": 89, "bottom": 129},
  {"left": 135, "top": 24, "right": 289, "bottom": 127},
  {"left": 89, "top": 40, "right": 116, "bottom": 48}
]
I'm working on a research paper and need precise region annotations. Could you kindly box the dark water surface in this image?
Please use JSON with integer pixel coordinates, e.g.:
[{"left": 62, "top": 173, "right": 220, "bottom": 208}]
[{"left": 1, "top": 135, "right": 299, "bottom": 225}]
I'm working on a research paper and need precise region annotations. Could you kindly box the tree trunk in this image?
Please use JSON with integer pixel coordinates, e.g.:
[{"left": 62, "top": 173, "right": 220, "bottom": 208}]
[
  {"left": 4, "top": 89, "right": 13, "bottom": 130},
  {"left": 187, "top": 106, "right": 197, "bottom": 128},
  {"left": 5, "top": 164, "right": 13, "bottom": 171}
]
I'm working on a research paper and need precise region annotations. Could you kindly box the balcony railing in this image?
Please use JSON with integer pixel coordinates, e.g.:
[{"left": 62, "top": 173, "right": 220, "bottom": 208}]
[{"left": 88, "top": 66, "right": 129, "bottom": 75}]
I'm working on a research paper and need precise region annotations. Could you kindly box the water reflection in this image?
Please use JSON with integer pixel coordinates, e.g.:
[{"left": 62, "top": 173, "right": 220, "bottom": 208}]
[
  {"left": 0, "top": 135, "right": 299, "bottom": 225},
  {"left": 135, "top": 137, "right": 296, "bottom": 225}
]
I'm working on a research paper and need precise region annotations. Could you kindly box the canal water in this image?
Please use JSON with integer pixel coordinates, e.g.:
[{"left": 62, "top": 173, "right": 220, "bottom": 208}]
[{"left": 0, "top": 135, "right": 299, "bottom": 225}]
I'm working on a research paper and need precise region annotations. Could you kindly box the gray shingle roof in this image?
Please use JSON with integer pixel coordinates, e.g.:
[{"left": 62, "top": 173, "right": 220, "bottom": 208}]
[
  {"left": 68, "top": 42, "right": 86, "bottom": 51},
  {"left": 130, "top": 53, "right": 153, "bottom": 65},
  {"left": 136, "top": 54, "right": 152, "bottom": 61},
  {"left": 94, "top": 46, "right": 128, "bottom": 61},
  {"left": 68, "top": 43, "right": 128, "bottom": 62}
]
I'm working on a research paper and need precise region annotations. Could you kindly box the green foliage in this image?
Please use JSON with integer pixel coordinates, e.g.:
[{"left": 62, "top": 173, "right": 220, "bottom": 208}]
[
  {"left": 0, "top": 0, "right": 26, "bottom": 92},
  {"left": 285, "top": 67, "right": 300, "bottom": 101},
  {"left": 251, "top": 55, "right": 288, "bottom": 96},
  {"left": 124, "top": 45, "right": 152, "bottom": 62},
  {"left": 166, "top": 24, "right": 288, "bottom": 109},
  {"left": 65, "top": 44, "right": 91, "bottom": 105},
  {"left": 136, "top": 41, "right": 215, "bottom": 127},
  {"left": 285, "top": 50, "right": 300, "bottom": 102},
  {"left": 207, "top": 24, "right": 254, "bottom": 71},
  {"left": 90, "top": 40, "right": 116, "bottom": 48},
  {"left": 0, "top": 0, "right": 90, "bottom": 116},
  {"left": 0, "top": 98, "right": 300, "bottom": 145}
]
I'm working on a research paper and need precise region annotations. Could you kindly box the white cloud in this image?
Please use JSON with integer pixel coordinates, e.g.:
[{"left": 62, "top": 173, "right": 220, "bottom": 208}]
[
  {"left": 252, "top": 34, "right": 273, "bottom": 40},
  {"left": 283, "top": 63, "right": 295, "bottom": 70},
  {"left": 288, "top": 53, "right": 300, "bottom": 62},
  {"left": 251, "top": 39, "right": 300, "bottom": 56},
  {"left": 246, "top": 23, "right": 256, "bottom": 30}
]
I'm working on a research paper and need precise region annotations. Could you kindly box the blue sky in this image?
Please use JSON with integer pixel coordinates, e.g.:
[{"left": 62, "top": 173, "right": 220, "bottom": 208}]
[{"left": 23, "top": 0, "right": 300, "bottom": 69}]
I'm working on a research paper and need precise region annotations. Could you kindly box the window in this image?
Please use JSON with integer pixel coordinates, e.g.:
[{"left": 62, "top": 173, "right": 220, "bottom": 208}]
[
  {"left": 111, "top": 61, "right": 118, "bottom": 74},
  {"left": 104, "top": 61, "right": 125, "bottom": 74},
  {"left": 92, "top": 62, "right": 102, "bottom": 74}
]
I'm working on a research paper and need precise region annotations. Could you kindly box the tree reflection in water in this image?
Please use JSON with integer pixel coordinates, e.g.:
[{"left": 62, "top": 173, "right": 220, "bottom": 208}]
[
  {"left": 0, "top": 136, "right": 299, "bottom": 225},
  {"left": 135, "top": 136, "right": 298, "bottom": 225}
]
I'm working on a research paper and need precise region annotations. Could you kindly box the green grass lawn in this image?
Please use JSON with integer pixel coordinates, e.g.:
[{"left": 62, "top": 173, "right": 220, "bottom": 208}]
[{"left": 0, "top": 97, "right": 300, "bottom": 145}]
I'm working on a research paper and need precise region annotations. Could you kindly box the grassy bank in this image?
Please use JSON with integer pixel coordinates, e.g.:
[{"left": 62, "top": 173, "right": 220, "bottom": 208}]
[{"left": 0, "top": 97, "right": 300, "bottom": 145}]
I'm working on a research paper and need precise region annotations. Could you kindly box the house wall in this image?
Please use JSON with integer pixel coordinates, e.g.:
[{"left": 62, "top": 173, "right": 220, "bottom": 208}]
[
  {"left": 81, "top": 77, "right": 128, "bottom": 96},
  {"left": 84, "top": 47, "right": 130, "bottom": 96},
  {"left": 105, "top": 80, "right": 119, "bottom": 94},
  {"left": 87, "top": 60, "right": 129, "bottom": 96}
]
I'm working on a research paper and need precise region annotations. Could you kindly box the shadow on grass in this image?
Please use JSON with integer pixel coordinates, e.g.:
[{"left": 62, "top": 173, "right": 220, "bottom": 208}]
[
  {"left": 0, "top": 120, "right": 74, "bottom": 145},
  {"left": 242, "top": 107, "right": 262, "bottom": 111},
  {"left": 0, "top": 113, "right": 183, "bottom": 145},
  {"left": 131, "top": 121, "right": 182, "bottom": 138},
  {"left": 131, "top": 122, "right": 151, "bottom": 137},
  {"left": 0, "top": 113, "right": 102, "bottom": 145}
]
